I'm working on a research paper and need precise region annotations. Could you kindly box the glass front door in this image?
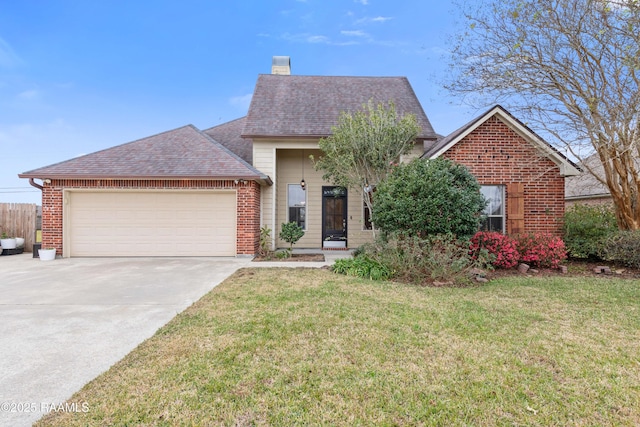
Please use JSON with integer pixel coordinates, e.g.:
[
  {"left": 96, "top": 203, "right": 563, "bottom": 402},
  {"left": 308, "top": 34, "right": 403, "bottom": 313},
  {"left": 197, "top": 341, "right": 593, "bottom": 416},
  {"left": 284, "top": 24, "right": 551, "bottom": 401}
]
[{"left": 322, "top": 186, "right": 347, "bottom": 247}]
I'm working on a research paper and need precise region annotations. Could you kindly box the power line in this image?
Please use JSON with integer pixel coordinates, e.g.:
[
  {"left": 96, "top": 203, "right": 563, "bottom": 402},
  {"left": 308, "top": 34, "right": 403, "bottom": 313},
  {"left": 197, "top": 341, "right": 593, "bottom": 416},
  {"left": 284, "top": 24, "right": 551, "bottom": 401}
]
[{"left": 0, "top": 190, "right": 40, "bottom": 193}]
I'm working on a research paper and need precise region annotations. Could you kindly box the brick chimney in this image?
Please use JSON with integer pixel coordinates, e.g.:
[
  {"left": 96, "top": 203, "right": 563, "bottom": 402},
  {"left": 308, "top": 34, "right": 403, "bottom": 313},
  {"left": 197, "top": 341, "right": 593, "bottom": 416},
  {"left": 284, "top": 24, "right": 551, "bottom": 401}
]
[{"left": 271, "top": 56, "right": 291, "bottom": 75}]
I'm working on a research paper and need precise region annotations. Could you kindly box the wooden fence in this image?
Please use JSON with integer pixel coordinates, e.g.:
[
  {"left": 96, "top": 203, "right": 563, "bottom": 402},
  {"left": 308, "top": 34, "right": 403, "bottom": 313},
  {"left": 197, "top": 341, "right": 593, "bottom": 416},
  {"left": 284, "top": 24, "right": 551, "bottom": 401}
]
[{"left": 0, "top": 203, "right": 38, "bottom": 253}]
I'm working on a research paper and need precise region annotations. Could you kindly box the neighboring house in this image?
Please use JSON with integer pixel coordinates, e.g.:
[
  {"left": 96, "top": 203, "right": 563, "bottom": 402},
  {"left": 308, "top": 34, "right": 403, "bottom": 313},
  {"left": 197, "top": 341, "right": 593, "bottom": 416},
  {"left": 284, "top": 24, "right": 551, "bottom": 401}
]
[
  {"left": 565, "top": 153, "right": 613, "bottom": 206},
  {"left": 19, "top": 57, "right": 580, "bottom": 257}
]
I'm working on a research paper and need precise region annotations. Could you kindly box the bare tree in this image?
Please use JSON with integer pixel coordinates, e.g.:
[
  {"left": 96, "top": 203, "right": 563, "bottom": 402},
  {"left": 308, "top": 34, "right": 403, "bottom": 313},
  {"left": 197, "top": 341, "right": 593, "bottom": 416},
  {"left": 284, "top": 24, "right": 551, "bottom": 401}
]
[{"left": 446, "top": 0, "right": 640, "bottom": 229}]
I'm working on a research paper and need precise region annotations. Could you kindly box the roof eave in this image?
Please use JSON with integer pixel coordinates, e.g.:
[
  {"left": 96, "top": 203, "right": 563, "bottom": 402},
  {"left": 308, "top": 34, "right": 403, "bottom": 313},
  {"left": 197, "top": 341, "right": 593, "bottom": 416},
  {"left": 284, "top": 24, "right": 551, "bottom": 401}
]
[
  {"left": 242, "top": 133, "right": 438, "bottom": 141},
  {"left": 565, "top": 193, "right": 611, "bottom": 201},
  {"left": 18, "top": 173, "right": 273, "bottom": 186}
]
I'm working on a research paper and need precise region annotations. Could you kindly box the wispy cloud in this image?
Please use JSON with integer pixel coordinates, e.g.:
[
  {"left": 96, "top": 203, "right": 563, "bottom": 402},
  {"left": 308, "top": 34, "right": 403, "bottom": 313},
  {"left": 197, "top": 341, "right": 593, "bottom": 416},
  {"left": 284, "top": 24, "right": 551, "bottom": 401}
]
[
  {"left": 341, "top": 30, "right": 369, "bottom": 37},
  {"left": 354, "top": 0, "right": 369, "bottom": 4},
  {"left": 0, "top": 37, "right": 22, "bottom": 68},
  {"left": 0, "top": 119, "right": 72, "bottom": 148},
  {"left": 355, "top": 16, "right": 393, "bottom": 25},
  {"left": 307, "top": 35, "right": 330, "bottom": 44},
  {"left": 229, "top": 93, "right": 253, "bottom": 111},
  {"left": 17, "top": 89, "right": 40, "bottom": 100},
  {"left": 279, "top": 32, "right": 357, "bottom": 46}
]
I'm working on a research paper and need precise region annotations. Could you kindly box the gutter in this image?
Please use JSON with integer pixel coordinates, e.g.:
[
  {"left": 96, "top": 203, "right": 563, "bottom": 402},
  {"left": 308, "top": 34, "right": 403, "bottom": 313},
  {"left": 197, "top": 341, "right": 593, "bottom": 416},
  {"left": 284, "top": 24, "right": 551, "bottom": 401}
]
[{"left": 27, "top": 178, "right": 44, "bottom": 190}]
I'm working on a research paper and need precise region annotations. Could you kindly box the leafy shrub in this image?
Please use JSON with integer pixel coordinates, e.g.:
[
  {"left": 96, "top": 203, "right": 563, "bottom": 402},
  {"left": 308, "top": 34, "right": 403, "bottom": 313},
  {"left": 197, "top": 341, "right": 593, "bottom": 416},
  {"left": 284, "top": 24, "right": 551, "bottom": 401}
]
[
  {"left": 599, "top": 230, "right": 640, "bottom": 268},
  {"left": 470, "top": 231, "right": 519, "bottom": 269},
  {"left": 563, "top": 204, "right": 617, "bottom": 259},
  {"left": 372, "top": 158, "right": 487, "bottom": 239},
  {"left": 332, "top": 256, "right": 393, "bottom": 280},
  {"left": 279, "top": 222, "right": 304, "bottom": 252},
  {"left": 258, "top": 226, "right": 274, "bottom": 259},
  {"left": 515, "top": 233, "right": 567, "bottom": 268},
  {"left": 357, "top": 233, "right": 484, "bottom": 286}
]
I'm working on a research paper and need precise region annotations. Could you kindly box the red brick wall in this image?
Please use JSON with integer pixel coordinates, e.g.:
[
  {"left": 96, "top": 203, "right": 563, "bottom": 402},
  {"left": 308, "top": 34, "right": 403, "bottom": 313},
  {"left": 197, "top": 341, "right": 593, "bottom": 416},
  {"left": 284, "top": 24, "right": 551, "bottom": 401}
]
[
  {"left": 442, "top": 116, "right": 565, "bottom": 235},
  {"left": 41, "top": 179, "right": 261, "bottom": 256},
  {"left": 237, "top": 180, "right": 261, "bottom": 255}
]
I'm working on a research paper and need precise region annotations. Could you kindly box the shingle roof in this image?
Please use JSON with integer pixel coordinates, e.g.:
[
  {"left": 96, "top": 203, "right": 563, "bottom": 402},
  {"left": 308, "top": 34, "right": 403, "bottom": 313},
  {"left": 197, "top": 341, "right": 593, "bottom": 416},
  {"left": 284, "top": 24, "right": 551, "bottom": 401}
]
[
  {"left": 242, "top": 74, "right": 437, "bottom": 140},
  {"left": 19, "top": 124, "right": 270, "bottom": 182},
  {"left": 565, "top": 153, "right": 610, "bottom": 199},
  {"left": 203, "top": 117, "right": 252, "bottom": 164}
]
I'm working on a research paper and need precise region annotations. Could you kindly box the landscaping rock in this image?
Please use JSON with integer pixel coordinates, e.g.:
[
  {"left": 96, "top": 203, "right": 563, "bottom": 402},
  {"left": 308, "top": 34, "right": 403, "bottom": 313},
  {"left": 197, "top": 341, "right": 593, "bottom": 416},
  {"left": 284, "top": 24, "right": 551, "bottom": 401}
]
[
  {"left": 518, "top": 263, "right": 530, "bottom": 274},
  {"left": 475, "top": 276, "right": 489, "bottom": 283},
  {"left": 594, "top": 266, "right": 612, "bottom": 274},
  {"left": 560, "top": 266, "right": 568, "bottom": 274},
  {"left": 530, "top": 269, "right": 539, "bottom": 274}
]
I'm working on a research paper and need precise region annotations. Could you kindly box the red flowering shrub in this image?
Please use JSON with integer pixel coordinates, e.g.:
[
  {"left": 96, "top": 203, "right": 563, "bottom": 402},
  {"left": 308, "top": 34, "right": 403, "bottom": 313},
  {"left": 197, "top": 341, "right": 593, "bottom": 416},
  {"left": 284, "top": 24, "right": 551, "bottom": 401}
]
[
  {"left": 515, "top": 233, "right": 567, "bottom": 268},
  {"left": 470, "top": 231, "right": 520, "bottom": 269}
]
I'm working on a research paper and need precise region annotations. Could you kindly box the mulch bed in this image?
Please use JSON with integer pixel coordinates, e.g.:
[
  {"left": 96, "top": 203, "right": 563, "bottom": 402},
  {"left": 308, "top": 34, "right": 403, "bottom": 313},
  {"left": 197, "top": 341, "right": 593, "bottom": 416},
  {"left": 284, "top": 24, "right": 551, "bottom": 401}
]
[
  {"left": 252, "top": 253, "right": 326, "bottom": 262},
  {"left": 250, "top": 254, "right": 640, "bottom": 282},
  {"left": 487, "top": 259, "right": 640, "bottom": 280}
]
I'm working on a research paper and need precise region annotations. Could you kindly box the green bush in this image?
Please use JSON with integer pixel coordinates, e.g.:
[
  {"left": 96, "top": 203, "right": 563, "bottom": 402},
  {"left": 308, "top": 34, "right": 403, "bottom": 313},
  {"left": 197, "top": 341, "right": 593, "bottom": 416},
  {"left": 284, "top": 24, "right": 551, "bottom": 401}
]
[
  {"left": 372, "top": 158, "right": 486, "bottom": 239},
  {"left": 599, "top": 230, "right": 640, "bottom": 268},
  {"left": 279, "top": 222, "right": 305, "bottom": 252},
  {"left": 258, "top": 226, "right": 274, "bottom": 259},
  {"left": 563, "top": 204, "right": 617, "bottom": 259},
  {"left": 357, "top": 233, "right": 485, "bottom": 286},
  {"left": 331, "top": 256, "right": 393, "bottom": 280}
]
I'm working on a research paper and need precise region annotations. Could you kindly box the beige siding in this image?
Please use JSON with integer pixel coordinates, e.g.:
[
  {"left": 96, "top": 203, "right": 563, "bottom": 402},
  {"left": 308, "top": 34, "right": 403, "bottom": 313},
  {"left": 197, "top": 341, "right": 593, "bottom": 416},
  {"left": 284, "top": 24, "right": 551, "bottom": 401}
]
[
  {"left": 253, "top": 144, "right": 276, "bottom": 246},
  {"left": 252, "top": 137, "right": 421, "bottom": 250},
  {"left": 276, "top": 148, "right": 324, "bottom": 248},
  {"left": 347, "top": 191, "right": 375, "bottom": 248}
]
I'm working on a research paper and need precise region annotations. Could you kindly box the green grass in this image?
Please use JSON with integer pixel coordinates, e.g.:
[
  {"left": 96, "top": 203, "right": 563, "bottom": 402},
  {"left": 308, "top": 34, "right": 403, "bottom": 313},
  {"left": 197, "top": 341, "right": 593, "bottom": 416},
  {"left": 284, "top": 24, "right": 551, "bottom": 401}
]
[{"left": 37, "top": 268, "right": 640, "bottom": 426}]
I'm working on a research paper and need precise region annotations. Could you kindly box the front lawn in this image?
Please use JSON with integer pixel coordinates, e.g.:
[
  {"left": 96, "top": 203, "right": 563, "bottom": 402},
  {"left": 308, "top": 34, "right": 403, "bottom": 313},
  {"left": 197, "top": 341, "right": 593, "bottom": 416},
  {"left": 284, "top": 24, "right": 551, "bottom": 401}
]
[{"left": 37, "top": 268, "right": 640, "bottom": 426}]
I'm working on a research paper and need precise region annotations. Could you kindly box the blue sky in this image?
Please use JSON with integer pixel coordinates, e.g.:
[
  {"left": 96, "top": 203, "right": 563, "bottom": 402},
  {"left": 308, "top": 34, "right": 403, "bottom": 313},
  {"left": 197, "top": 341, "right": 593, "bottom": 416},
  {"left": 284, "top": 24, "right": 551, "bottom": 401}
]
[{"left": 0, "top": 0, "right": 474, "bottom": 204}]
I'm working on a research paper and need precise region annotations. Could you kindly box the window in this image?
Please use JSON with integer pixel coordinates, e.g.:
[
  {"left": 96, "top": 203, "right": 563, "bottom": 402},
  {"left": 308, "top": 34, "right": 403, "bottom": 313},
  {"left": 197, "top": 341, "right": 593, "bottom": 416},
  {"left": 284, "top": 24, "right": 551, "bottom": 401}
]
[
  {"left": 480, "top": 185, "right": 505, "bottom": 232},
  {"left": 288, "top": 184, "right": 306, "bottom": 229},
  {"left": 363, "top": 186, "right": 375, "bottom": 230}
]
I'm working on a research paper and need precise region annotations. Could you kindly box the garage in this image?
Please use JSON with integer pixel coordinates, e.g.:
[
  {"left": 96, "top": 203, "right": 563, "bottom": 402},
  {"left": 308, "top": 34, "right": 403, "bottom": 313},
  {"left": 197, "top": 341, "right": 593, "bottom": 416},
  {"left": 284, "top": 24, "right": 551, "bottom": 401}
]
[{"left": 65, "top": 190, "right": 236, "bottom": 257}]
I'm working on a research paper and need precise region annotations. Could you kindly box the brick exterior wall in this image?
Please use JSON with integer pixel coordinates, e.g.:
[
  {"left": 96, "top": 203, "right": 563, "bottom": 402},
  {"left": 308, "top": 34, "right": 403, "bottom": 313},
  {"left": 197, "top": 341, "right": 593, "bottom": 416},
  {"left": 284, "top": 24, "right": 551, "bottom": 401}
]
[
  {"left": 41, "top": 179, "right": 261, "bottom": 256},
  {"left": 441, "top": 116, "right": 565, "bottom": 236},
  {"left": 237, "top": 180, "right": 261, "bottom": 255}
]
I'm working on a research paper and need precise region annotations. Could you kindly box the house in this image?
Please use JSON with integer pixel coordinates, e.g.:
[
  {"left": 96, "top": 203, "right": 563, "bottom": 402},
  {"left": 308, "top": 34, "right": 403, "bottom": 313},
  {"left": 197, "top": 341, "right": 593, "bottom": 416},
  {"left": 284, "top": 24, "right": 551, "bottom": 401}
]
[
  {"left": 19, "top": 57, "right": 580, "bottom": 258},
  {"left": 423, "top": 105, "right": 580, "bottom": 235},
  {"left": 565, "top": 153, "right": 613, "bottom": 206}
]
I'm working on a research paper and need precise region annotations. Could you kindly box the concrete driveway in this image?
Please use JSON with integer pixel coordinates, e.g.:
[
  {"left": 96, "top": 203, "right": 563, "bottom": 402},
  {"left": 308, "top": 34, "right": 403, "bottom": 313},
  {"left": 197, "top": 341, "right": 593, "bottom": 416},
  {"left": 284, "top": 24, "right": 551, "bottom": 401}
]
[{"left": 0, "top": 254, "right": 251, "bottom": 427}]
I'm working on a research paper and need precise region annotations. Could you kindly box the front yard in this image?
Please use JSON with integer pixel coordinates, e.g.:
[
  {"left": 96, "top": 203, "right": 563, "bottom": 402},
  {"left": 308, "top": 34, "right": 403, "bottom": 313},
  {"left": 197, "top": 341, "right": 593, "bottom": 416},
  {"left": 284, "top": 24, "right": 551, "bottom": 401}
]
[{"left": 37, "top": 268, "right": 639, "bottom": 426}]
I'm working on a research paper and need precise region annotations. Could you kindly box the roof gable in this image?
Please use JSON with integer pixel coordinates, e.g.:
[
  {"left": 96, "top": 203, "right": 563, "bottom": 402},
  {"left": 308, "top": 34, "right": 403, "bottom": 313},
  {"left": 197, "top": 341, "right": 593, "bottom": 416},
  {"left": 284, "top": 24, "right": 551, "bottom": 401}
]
[
  {"left": 19, "top": 125, "right": 270, "bottom": 182},
  {"left": 243, "top": 74, "right": 437, "bottom": 140},
  {"left": 423, "top": 105, "right": 580, "bottom": 177}
]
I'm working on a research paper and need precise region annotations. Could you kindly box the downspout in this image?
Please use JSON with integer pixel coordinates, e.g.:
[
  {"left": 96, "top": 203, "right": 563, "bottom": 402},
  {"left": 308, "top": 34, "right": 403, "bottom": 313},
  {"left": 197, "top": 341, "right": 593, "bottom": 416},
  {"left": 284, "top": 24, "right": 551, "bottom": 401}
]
[{"left": 28, "top": 178, "right": 44, "bottom": 190}]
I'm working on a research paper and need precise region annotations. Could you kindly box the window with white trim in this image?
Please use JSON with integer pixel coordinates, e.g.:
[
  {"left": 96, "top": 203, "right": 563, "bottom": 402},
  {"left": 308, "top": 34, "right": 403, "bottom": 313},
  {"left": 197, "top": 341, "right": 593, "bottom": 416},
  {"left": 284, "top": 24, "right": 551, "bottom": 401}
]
[
  {"left": 363, "top": 186, "right": 375, "bottom": 230},
  {"left": 288, "top": 184, "right": 306, "bottom": 229},
  {"left": 480, "top": 185, "right": 505, "bottom": 232}
]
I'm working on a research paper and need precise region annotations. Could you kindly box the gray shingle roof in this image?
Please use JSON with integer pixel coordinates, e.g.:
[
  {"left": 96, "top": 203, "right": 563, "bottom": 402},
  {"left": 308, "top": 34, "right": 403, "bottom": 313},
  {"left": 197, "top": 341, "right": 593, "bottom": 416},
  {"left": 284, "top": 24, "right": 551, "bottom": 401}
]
[
  {"left": 565, "top": 153, "right": 610, "bottom": 199},
  {"left": 242, "top": 74, "right": 437, "bottom": 139},
  {"left": 203, "top": 117, "right": 252, "bottom": 164},
  {"left": 19, "top": 124, "right": 269, "bottom": 181}
]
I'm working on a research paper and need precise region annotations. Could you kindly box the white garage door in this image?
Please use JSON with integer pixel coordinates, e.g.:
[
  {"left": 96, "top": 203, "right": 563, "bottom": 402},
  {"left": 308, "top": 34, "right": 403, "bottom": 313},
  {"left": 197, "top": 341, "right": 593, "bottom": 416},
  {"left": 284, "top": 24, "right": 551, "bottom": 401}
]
[{"left": 67, "top": 191, "right": 236, "bottom": 257}]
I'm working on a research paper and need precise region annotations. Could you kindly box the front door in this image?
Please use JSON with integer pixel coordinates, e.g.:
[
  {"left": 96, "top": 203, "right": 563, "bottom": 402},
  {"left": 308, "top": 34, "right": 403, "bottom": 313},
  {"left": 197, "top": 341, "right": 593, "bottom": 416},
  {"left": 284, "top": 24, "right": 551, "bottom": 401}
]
[{"left": 322, "top": 186, "right": 347, "bottom": 247}]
